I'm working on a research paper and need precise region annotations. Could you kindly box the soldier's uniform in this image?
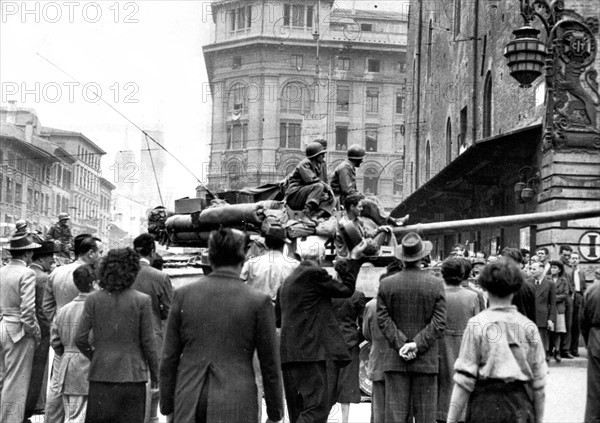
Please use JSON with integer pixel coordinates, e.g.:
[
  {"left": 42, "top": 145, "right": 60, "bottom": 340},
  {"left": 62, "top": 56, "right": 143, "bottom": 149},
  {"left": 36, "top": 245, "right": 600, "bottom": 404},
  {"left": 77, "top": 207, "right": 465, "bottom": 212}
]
[
  {"left": 46, "top": 215, "right": 73, "bottom": 261},
  {"left": 331, "top": 159, "right": 357, "bottom": 205}
]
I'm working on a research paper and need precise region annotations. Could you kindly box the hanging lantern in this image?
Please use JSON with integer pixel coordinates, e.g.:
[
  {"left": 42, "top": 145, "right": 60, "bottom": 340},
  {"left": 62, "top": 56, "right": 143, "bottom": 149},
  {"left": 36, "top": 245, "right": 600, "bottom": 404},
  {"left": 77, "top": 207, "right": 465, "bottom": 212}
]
[{"left": 504, "top": 25, "right": 547, "bottom": 88}]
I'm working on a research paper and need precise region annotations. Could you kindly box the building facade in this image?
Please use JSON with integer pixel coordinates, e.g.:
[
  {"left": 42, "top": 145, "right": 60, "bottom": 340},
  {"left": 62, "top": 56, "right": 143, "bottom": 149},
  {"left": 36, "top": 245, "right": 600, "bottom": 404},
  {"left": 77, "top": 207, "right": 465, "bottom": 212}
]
[
  {"left": 204, "top": 0, "right": 408, "bottom": 210},
  {"left": 99, "top": 177, "right": 116, "bottom": 242},
  {"left": 397, "top": 0, "right": 600, "bottom": 273},
  {"left": 0, "top": 102, "right": 113, "bottom": 241}
]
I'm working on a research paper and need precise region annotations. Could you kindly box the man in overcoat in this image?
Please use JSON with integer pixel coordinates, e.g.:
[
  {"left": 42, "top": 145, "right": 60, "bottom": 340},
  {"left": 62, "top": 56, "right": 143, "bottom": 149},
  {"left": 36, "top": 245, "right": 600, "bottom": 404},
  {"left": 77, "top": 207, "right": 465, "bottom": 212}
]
[
  {"left": 569, "top": 252, "right": 586, "bottom": 356},
  {"left": 24, "top": 241, "right": 58, "bottom": 420},
  {"left": 276, "top": 239, "right": 367, "bottom": 423},
  {"left": 529, "top": 261, "right": 557, "bottom": 359},
  {"left": 160, "top": 228, "right": 284, "bottom": 423},
  {"left": 0, "top": 233, "right": 41, "bottom": 423},
  {"left": 377, "top": 232, "right": 446, "bottom": 423},
  {"left": 582, "top": 267, "right": 600, "bottom": 422}
]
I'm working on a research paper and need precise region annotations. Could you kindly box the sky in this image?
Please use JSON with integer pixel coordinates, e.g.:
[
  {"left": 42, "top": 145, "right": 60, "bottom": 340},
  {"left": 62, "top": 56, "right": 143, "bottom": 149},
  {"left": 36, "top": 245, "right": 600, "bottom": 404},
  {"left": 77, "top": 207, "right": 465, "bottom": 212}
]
[{"left": 0, "top": 0, "right": 403, "bottom": 202}]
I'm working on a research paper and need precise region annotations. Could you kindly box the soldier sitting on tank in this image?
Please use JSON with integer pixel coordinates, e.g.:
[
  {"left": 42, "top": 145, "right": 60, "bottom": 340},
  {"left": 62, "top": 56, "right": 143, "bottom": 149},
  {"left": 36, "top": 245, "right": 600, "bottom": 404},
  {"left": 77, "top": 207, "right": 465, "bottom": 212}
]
[
  {"left": 45, "top": 213, "right": 73, "bottom": 260},
  {"left": 285, "top": 141, "right": 336, "bottom": 219},
  {"left": 335, "top": 193, "right": 396, "bottom": 259},
  {"left": 331, "top": 144, "right": 365, "bottom": 206}
]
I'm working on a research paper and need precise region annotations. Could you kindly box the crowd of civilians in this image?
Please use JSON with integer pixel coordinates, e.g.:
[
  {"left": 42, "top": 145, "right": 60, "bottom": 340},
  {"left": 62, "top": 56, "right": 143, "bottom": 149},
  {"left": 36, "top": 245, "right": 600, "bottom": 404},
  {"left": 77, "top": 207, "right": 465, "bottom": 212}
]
[{"left": 1, "top": 225, "right": 599, "bottom": 423}]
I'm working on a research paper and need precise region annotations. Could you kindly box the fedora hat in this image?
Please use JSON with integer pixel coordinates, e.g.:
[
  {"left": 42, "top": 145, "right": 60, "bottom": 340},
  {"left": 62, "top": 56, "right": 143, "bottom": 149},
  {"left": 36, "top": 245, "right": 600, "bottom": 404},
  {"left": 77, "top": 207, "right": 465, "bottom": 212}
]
[
  {"left": 7, "top": 234, "right": 41, "bottom": 251},
  {"left": 264, "top": 223, "right": 291, "bottom": 244},
  {"left": 36, "top": 241, "right": 60, "bottom": 255},
  {"left": 395, "top": 232, "right": 433, "bottom": 262}
]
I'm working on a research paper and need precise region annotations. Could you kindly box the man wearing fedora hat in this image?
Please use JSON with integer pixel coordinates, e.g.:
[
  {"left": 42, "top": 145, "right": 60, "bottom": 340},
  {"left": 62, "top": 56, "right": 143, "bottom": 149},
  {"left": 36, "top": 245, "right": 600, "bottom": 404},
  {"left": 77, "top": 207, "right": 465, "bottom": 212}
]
[
  {"left": 284, "top": 141, "right": 335, "bottom": 219},
  {"left": 0, "top": 233, "right": 42, "bottom": 423},
  {"left": 43, "top": 233, "right": 102, "bottom": 423},
  {"left": 241, "top": 223, "right": 299, "bottom": 421},
  {"left": 24, "top": 241, "right": 60, "bottom": 421},
  {"left": 46, "top": 213, "right": 73, "bottom": 261},
  {"left": 377, "top": 232, "right": 446, "bottom": 423}
]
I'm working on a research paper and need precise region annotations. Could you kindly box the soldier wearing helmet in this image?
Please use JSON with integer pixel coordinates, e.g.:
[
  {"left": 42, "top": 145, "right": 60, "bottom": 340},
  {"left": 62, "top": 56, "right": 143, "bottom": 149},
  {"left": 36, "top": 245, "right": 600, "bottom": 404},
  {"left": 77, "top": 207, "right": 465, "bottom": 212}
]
[
  {"left": 45, "top": 213, "right": 73, "bottom": 261},
  {"left": 284, "top": 141, "right": 335, "bottom": 219},
  {"left": 331, "top": 144, "right": 365, "bottom": 205}
]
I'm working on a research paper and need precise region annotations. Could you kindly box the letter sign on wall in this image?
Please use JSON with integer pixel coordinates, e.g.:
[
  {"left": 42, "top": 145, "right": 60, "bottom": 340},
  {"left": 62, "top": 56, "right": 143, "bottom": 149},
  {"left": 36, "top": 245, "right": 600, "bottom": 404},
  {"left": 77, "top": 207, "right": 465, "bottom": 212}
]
[{"left": 578, "top": 231, "right": 600, "bottom": 262}]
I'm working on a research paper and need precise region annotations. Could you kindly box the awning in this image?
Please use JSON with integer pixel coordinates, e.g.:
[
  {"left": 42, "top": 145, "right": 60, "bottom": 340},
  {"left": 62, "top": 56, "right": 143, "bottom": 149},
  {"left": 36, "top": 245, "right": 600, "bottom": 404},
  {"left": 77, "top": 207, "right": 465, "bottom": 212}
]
[{"left": 391, "top": 124, "right": 543, "bottom": 219}]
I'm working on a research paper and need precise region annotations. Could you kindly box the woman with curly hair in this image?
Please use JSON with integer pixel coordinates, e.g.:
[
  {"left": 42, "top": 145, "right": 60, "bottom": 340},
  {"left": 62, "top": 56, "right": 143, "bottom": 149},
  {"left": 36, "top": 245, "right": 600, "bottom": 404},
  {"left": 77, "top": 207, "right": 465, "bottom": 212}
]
[
  {"left": 447, "top": 259, "right": 547, "bottom": 423},
  {"left": 548, "top": 259, "right": 572, "bottom": 363},
  {"left": 75, "top": 248, "right": 158, "bottom": 423}
]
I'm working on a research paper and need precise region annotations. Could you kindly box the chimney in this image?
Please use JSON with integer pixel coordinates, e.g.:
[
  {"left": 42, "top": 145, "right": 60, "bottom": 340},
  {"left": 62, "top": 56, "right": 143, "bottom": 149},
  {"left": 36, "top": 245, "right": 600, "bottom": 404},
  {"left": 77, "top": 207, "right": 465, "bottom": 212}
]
[
  {"left": 25, "top": 120, "right": 34, "bottom": 143},
  {"left": 6, "top": 100, "right": 17, "bottom": 124}
]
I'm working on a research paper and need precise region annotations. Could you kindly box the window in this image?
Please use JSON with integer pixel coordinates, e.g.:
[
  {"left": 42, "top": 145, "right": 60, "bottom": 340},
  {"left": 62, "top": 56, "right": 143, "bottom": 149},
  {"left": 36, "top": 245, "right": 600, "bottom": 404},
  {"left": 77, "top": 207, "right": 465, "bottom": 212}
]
[
  {"left": 6, "top": 177, "right": 13, "bottom": 203},
  {"left": 425, "top": 141, "right": 431, "bottom": 181},
  {"left": 393, "top": 168, "right": 403, "bottom": 196},
  {"left": 337, "top": 57, "right": 350, "bottom": 70},
  {"left": 228, "top": 83, "right": 248, "bottom": 117},
  {"left": 367, "top": 59, "right": 381, "bottom": 73},
  {"left": 227, "top": 123, "right": 248, "bottom": 149},
  {"left": 446, "top": 118, "right": 452, "bottom": 165},
  {"left": 281, "top": 82, "right": 311, "bottom": 114},
  {"left": 279, "top": 122, "right": 302, "bottom": 149},
  {"left": 397, "top": 61, "right": 407, "bottom": 73},
  {"left": 454, "top": 0, "right": 461, "bottom": 37},
  {"left": 232, "top": 56, "right": 242, "bottom": 69},
  {"left": 366, "top": 128, "right": 378, "bottom": 152},
  {"left": 27, "top": 187, "right": 33, "bottom": 209},
  {"left": 291, "top": 54, "right": 303, "bottom": 69},
  {"left": 283, "top": 4, "right": 313, "bottom": 28},
  {"left": 366, "top": 89, "right": 379, "bottom": 113},
  {"left": 427, "top": 20, "right": 433, "bottom": 79},
  {"left": 459, "top": 106, "right": 468, "bottom": 154},
  {"left": 483, "top": 71, "right": 492, "bottom": 138},
  {"left": 363, "top": 167, "right": 379, "bottom": 195},
  {"left": 15, "top": 183, "right": 22, "bottom": 204},
  {"left": 336, "top": 126, "right": 348, "bottom": 150},
  {"left": 395, "top": 95, "right": 404, "bottom": 114},
  {"left": 336, "top": 86, "right": 350, "bottom": 112},
  {"left": 34, "top": 190, "right": 40, "bottom": 212},
  {"left": 229, "top": 5, "right": 252, "bottom": 31},
  {"left": 360, "top": 23, "right": 373, "bottom": 32}
]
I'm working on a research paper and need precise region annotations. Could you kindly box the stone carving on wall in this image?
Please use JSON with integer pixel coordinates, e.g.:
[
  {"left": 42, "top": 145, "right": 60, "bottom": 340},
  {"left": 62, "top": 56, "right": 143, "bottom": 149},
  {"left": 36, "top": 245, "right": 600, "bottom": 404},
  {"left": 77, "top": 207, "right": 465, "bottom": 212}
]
[{"left": 542, "top": 6, "right": 600, "bottom": 152}]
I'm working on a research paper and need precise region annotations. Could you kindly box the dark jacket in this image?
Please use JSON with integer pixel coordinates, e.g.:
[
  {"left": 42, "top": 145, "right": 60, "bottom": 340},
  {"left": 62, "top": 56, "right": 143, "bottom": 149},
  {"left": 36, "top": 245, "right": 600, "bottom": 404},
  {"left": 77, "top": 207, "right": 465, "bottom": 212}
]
[
  {"left": 531, "top": 275, "right": 557, "bottom": 328},
  {"left": 276, "top": 259, "right": 361, "bottom": 365},
  {"left": 377, "top": 267, "right": 446, "bottom": 374},
  {"left": 160, "top": 268, "right": 284, "bottom": 423},
  {"left": 332, "top": 290, "right": 366, "bottom": 348},
  {"left": 554, "top": 275, "right": 573, "bottom": 314},
  {"left": 75, "top": 288, "right": 158, "bottom": 384},
  {"left": 330, "top": 159, "right": 357, "bottom": 201},
  {"left": 512, "top": 278, "right": 537, "bottom": 322},
  {"left": 131, "top": 261, "right": 172, "bottom": 349}
]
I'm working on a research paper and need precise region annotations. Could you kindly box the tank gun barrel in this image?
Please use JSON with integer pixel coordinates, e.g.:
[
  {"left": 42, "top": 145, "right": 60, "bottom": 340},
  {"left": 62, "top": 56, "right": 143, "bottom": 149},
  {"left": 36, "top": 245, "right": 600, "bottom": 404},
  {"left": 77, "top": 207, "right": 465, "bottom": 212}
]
[{"left": 393, "top": 207, "right": 600, "bottom": 237}]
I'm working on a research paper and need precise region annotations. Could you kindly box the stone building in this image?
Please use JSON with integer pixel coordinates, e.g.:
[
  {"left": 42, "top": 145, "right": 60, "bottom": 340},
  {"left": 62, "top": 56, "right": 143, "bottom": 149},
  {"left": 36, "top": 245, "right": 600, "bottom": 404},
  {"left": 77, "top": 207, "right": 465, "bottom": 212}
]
[
  {"left": 396, "top": 0, "right": 599, "bottom": 272},
  {"left": 99, "top": 177, "right": 116, "bottom": 242},
  {"left": 0, "top": 102, "right": 113, "bottom": 240},
  {"left": 203, "top": 0, "right": 408, "bottom": 210}
]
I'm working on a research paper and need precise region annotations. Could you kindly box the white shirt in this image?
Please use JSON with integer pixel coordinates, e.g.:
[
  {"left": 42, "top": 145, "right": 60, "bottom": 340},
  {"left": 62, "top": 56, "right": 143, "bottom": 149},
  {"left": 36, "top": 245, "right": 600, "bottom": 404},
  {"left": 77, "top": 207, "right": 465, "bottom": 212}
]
[
  {"left": 241, "top": 250, "right": 299, "bottom": 301},
  {"left": 574, "top": 268, "right": 581, "bottom": 292}
]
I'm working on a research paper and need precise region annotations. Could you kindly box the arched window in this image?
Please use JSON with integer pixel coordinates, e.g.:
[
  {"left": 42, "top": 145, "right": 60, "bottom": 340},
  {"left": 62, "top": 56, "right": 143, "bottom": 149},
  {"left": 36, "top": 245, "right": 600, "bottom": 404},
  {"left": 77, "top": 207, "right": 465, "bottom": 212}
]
[
  {"left": 363, "top": 167, "right": 379, "bottom": 195},
  {"left": 393, "top": 168, "right": 404, "bottom": 196},
  {"left": 446, "top": 118, "right": 452, "bottom": 165},
  {"left": 281, "top": 82, "right": 311, "bottom": 114},
  {"left": 227, "top": 162, "right": 243, "bottom": 190},
  {"left": 483, "top": 71, "right": 492, "bottom": 138},
  {"left": 425, "top": 141, "right": 431, "bottom": 181}
]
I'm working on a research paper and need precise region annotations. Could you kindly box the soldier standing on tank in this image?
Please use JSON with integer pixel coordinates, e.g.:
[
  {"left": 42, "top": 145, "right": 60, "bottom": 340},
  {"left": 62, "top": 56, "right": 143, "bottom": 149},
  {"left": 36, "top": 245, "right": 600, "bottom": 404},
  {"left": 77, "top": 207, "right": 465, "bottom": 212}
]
[{"left": 46, "top": 213, "right": 74, "bottom": 262}]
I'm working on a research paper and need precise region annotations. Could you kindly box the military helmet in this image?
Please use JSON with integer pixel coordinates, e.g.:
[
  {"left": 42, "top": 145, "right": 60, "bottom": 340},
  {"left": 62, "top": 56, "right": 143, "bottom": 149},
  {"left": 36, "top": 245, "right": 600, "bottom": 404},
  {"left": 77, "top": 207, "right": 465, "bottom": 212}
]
[
  {"left": 347, "top": 144, "right": 366, "bottom": 160},
  {"left": 58, "top": 213, "right": 71, "bottom": 221},
  {"left": 305, "top": 141, "right": 326, "bottom": 159}
]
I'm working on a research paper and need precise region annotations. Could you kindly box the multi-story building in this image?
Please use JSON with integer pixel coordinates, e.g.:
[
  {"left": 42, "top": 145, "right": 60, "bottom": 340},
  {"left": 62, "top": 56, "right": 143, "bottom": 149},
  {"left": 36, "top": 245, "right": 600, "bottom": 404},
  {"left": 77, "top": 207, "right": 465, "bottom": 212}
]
[
  {"left": 0, "top": 102, "right": 113, "bottom": 240},
  {"left": 99, "top": 177, "right": 116, "bottom": 242},
  {"left": 40, "top": 126, "right": 106, "bottom": 235},
  {"left": 204, "top": 0, "right": 408, "bottom": 210},
  {"left": 396, "top": 0, "right": 599, "bottom": 270}
]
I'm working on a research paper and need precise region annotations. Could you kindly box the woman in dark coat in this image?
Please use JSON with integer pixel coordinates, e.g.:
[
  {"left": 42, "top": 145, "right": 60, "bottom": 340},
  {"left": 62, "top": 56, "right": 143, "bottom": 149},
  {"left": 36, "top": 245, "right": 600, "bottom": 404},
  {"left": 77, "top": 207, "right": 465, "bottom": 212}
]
[
  {"left": 75, "top": 248, "right": 158, "bottom": 423},
  {"left": 549, "top": 260, "right": 571, "bottom": 363},
  {"left": 437, "top": 258, "right": 480, "bottom": 423}
]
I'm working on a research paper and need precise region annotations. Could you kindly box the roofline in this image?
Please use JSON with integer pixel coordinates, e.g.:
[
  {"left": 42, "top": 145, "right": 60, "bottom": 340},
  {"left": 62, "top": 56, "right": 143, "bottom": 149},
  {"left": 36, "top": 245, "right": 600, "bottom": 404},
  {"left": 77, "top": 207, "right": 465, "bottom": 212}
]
[
  {"left": 100, "top": 177, "right": 117, "bottom": 190},
  {"left": 40, "top": 127, "right": 107, "bottom": 155}
]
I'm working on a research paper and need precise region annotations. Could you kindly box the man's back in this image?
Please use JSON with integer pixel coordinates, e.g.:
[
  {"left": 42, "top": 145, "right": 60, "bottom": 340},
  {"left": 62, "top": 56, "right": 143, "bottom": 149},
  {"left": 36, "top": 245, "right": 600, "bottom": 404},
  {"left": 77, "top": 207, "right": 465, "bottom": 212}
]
[
  {"left": 377, "top": 268, "right": 446, "bottom": 373},
  {"left": 132, "top": 262, "right": 172, "bottom": 330},
  {"left": 241, "top": 250, "right": 299, "bottom": 300}
]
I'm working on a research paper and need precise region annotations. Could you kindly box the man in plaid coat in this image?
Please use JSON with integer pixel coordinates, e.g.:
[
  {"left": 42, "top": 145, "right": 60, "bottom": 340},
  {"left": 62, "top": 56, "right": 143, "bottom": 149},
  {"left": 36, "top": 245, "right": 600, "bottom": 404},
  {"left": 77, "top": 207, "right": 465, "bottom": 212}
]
[{"left": 377, "top": 232, "right": 446, "bottom": 423}]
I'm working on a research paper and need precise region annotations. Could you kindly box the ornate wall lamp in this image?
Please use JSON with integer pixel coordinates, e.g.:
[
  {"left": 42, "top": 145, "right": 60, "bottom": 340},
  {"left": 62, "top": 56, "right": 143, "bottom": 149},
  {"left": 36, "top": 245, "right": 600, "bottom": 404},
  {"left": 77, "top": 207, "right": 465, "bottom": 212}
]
[
  {"left": 514, "top": 166, "right": 541, "bottom": 203},
  {"left": 504, "top": 0, "right": 599, "bottom": 152}
]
